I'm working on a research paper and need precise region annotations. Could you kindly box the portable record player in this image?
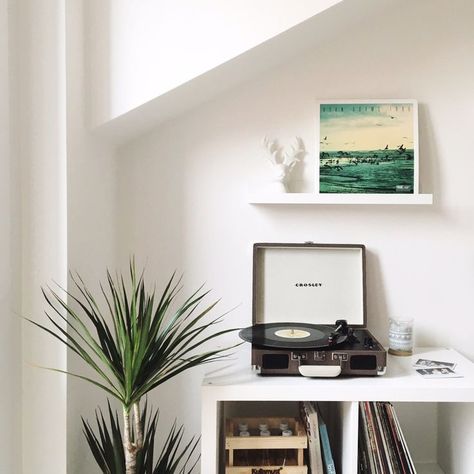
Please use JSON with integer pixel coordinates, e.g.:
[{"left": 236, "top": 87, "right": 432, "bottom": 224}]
[{"left": 239, "top": 242, "right": 387, "bottom": 377}]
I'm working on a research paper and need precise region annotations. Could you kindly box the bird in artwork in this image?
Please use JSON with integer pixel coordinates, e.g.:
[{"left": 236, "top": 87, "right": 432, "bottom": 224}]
[{"left": 384, "top": 144, "right": 388, "bottom": 150}]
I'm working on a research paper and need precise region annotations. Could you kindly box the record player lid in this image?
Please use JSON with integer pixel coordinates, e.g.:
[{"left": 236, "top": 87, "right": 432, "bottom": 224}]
[{"left": 253, "top": 243, "right": 366, "bottom": 327}]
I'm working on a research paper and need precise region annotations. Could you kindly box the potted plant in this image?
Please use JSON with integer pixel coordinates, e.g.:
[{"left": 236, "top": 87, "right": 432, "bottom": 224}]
[{"left": 29, "top": 260, "right": 236, "bottom": 473}]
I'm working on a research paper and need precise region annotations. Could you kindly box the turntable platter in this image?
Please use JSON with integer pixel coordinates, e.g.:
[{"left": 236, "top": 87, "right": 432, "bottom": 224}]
[{"left": 239, "top": 322, "right": 348, "bottom": 349}]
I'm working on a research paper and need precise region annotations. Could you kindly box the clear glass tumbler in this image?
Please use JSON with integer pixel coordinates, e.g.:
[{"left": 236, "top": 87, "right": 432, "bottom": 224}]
[{"left": 388, "top": 317, "right": 414, "bottom": 356}]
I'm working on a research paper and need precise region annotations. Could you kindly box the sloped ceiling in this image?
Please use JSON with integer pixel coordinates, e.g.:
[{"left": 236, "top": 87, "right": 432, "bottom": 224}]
[{"left": 93, "top": 0, "right": 398, "bottom": 146}]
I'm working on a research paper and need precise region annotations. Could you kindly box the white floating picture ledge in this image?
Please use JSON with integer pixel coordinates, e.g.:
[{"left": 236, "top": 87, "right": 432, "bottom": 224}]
[{"left": 248, "top": 193, "right": 433, "bottom": 205}]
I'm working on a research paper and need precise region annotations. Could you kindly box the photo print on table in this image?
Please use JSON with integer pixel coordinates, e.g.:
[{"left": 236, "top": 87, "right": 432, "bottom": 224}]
[
  {"left": 415, "top": 367, "right": 463, "bottom": 378},
  {"left": 413, "top": 358, "right": 457, "bottom": 370},
  {"left": 317, "top": 100, "right": 419, "bottom": 194}
]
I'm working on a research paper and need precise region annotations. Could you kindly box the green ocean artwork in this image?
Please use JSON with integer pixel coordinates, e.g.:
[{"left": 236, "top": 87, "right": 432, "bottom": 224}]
[{"left": 319, "top": 103, "right": 415, "bottom": 193}]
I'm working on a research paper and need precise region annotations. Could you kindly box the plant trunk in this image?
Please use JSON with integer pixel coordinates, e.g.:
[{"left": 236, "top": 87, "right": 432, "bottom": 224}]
[
  {"left": 133, "top": 401, "right": 143, "bottom": 450},
  {"left": 123, "top": 407, "right": 137, "bottom": 474}
]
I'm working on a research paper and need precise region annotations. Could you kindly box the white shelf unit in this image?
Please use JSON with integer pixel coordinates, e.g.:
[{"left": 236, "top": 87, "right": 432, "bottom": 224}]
[
  {"left": 201, "top": 348, "right": 474, "bottom": 474},
  {"left": 248, "top": 193, "right": 433, "bottom": 205}
]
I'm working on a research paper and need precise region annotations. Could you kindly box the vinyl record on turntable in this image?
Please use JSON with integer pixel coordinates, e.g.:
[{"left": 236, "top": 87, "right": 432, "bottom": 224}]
[{"left": 239, "top": 322, "right": 348, "bottom": 349}]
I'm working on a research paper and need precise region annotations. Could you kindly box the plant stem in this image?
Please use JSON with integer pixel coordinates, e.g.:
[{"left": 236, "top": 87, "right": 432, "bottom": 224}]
[
  {"left": 123, "top": 406, "right": 137, "bottom": 474},
  {"left": 133, "top": 401, "right": 143, "bottom": 449}
]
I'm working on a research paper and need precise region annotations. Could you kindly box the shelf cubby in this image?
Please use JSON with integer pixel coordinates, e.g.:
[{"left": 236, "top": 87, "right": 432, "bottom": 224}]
[{"left": 202, "top": 348, "right": 474, "bottom": 473}]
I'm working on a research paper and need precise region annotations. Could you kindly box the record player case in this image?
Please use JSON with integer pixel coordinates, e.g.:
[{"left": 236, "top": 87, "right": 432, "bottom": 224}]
[{"left": 249, "top": 243, "right": 386, "bottom": 376}]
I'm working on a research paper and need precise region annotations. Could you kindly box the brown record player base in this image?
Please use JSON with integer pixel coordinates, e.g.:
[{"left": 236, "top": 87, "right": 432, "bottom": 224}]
[{"left": 251, "top": 329, "right": 386, "bottom": 377}]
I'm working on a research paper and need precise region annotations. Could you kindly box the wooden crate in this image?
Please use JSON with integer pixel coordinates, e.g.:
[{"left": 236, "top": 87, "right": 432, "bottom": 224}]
[
  {"left": 225, "top": 417, "right": 308, "bottom": 474},
  {"left": 226, "top": 467, "right": 307, "bottom": 474}
]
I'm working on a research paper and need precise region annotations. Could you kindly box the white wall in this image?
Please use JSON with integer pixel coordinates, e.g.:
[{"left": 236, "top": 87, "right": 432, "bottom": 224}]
[
  {"left": 86, "top": 0, "right": 341, "bottom": 125},
  {"left": 66, "top": 1, "right": 118, "bottom": 473},
  {"left": 0, "top": 1, "right": 21, "bottom": 472},
  {"left": 116, "top": 0, "right": 474, "bottom": 470},
  {"left": 438, "top": 403, "right": 474, "bottom": 474}
]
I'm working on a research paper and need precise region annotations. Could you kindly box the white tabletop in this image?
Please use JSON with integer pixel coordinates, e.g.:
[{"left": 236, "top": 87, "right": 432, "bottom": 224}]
[{"left": 202, "top": 348, "right": 474, "bottom": 403}]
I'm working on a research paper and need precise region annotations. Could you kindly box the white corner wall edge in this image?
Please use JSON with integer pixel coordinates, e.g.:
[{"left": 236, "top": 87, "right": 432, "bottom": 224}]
[
  {"left": 248, "top": 193, "right": 433, "bottom": 205},
  {"left": 0, "top": 0, "right": 21, "bottom": 472},
  {"left": 92, "top": 0, "right": 401, "bottom": 146},
  {"left": 14, "top": 0, "right": 68, "bottom": 473}
]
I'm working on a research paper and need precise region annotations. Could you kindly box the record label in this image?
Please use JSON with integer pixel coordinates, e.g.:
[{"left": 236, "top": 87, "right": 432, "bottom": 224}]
[{"left": 274, "top": 328, "right": 311, "bottom": 339}]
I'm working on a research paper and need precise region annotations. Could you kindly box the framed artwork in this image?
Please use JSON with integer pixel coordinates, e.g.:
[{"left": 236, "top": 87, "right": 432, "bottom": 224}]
[{"left": 317, "top": 100, "right": 419, "bottom": 194}]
